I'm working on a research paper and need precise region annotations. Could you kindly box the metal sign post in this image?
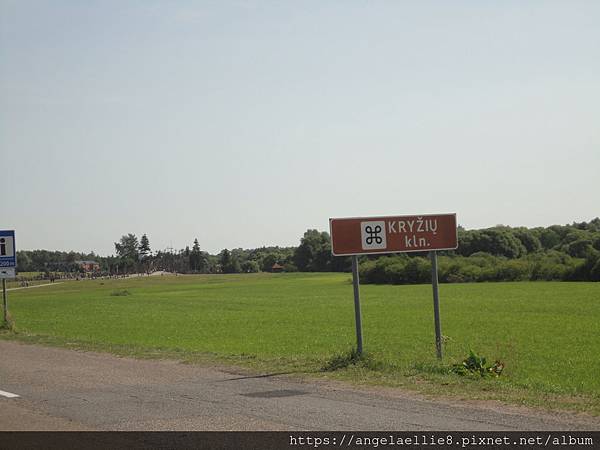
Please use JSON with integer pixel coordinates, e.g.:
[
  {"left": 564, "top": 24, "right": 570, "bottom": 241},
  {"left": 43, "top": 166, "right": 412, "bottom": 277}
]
[
  {"left": 2, "top": 278, "right": 6, "bottom": 324},
  {"left": 430, "top": 251, "right": 442, "bottom": 359},
  {"left": 330, "top": 215, "right": 456, "bottom": 359},
  {"left": 351, "top": 255, "right": 364, "bottom": 355}
]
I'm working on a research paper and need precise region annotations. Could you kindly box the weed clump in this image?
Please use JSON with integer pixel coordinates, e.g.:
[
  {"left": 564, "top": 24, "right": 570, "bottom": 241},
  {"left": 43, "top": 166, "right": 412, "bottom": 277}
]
[
  {"left": 0, "top": 314, "right": 15, "bottom": 331},
  {"left": 321, "top": 349, "right": 372, "bottom": 372},
  {"left": 451, "top": 349, "right": 504, "bottom": 378},
  {"left": 110, "top": 289, "right": 131, "bottom": 297}
]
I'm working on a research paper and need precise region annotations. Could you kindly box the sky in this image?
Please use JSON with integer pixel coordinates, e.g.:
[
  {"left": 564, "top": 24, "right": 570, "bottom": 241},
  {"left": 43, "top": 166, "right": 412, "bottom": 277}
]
[{"left": 1, "top": 1, "right": 599, "bottom": 255}]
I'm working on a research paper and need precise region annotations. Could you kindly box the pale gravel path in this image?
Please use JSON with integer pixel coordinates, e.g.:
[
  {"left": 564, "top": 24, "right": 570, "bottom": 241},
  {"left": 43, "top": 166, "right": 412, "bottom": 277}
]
[{"left": 6, "top": 282, "right": 64, "bottom": 292}]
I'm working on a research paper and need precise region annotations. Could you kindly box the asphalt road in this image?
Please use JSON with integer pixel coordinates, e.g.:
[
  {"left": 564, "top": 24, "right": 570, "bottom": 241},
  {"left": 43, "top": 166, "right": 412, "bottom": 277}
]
[{"left": 0, "top": 341, "right": 598, "bottom": 431}]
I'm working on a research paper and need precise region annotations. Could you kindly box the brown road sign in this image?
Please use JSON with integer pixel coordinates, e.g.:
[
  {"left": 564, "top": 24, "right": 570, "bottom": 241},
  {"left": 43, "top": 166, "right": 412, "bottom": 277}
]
[{"left": 329, "top": 213, "right": 457, "bottom": 256}]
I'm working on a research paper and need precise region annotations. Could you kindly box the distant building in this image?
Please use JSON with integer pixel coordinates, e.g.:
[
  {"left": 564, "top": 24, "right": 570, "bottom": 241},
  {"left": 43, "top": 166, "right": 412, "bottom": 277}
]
[
  {"left": 271, "top": 263, "right": 284, "bottom": 273},
  {"left": 75, "top": 260, "right": 100, "bottom": 273}
]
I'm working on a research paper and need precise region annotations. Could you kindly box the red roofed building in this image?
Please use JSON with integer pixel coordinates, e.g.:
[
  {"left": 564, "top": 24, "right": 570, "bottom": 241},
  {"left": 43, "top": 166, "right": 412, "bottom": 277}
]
[{"left": 271, "top": 263, "right": 284, "bottom": 273}]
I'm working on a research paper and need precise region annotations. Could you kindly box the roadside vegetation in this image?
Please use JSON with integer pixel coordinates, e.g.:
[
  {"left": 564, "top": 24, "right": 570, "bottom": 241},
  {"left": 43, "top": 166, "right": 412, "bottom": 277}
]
[{"left": 2, "top": 273, "right": 599, "bottom": 415}]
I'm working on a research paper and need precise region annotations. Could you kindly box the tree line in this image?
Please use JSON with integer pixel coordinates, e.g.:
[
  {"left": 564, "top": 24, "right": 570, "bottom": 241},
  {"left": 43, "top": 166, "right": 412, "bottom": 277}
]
[{"left": 15, "top": 218, "right": 600, "bottom": 282}]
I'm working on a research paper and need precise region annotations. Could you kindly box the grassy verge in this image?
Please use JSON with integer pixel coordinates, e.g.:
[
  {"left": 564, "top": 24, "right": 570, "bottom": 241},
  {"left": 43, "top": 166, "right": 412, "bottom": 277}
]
[{"left": 1, "top": 273, "right": 599, "bottom": 415}]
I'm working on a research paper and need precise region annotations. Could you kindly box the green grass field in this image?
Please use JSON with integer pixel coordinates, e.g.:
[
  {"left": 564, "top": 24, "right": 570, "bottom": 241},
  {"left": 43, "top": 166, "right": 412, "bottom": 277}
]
[{"left": 2, "top": 273, "right": 600, "bottom": 414}]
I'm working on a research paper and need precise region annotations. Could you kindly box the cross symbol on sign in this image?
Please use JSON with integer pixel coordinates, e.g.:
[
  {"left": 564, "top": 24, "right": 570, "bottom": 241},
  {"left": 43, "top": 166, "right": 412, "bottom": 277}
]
[
  {"left": 360, "top": 221, "right": 387, "bottom": 250},
  {"left": 365, "top": 225, "right": 383, "bottom": 245}
]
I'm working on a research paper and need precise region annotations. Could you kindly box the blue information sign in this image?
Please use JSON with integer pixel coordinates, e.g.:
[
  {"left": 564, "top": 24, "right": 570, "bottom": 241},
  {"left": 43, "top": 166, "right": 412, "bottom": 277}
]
[{"left": 0, "top": 230, "right": 16, "bottom": 268}]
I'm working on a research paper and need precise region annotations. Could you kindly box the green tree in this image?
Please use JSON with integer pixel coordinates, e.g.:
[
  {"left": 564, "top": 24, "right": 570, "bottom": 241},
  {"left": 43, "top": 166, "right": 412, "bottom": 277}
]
[
  {"left": 229, "top": 254, "right": 242, "bottom": 273},
  {"left": 220, "top": 249, "right": 241, "bottom": 273},
  {"left": 115, "top": 233, "right": 139, "bottom": 272},
  {"left": 115, "top": 234, "right": 139, "bottom": 259},
  {"left": 189, "top": 238, "right": 202, "bottom": 272},
  {"left": 241, "top": 260, "right": 260, "bottom": 273},
  {"left": 139, "top": 234, "right": 151, "bottom": 258},
  {"left": 565, "top": 239, "right": 595, "bottom": 258},
  {"left": 458, "top": 228, "right": 526, "bottom": 258},
  {"left": 539, "top": 228, "right": 561, "bottom": 250},
  {"left": 514, "top": 228, "right": 542, "bottom": 254},
  {"left": 293, "top": 229, "right": 332, "bottom": 271},
  {"left": 456, "top": 229, "right": 480, "bottom": 256},
  {"left": 138, "top": 234, "right": 152, "bottom": 273},
  {"left": 16, "top": 251, "right": 32, "bottom": 272}
]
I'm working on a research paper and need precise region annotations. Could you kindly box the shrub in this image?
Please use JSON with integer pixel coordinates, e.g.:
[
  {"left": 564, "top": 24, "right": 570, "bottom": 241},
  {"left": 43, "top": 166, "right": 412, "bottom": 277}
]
[
  {"left": 495, "top": 259, "right": 533, "bottom": 281},
  {"left": 359, "top": 249, "right": 598, "bottom": 285},
  {"left": 403, "top": 257, "right": 431, "bottom": 284}
]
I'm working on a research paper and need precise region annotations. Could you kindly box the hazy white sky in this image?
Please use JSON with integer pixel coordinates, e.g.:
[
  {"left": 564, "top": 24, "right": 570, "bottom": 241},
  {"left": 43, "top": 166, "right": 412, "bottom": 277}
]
[{"left": 1, "top": 1, "right": 599, "bottom": 255}]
